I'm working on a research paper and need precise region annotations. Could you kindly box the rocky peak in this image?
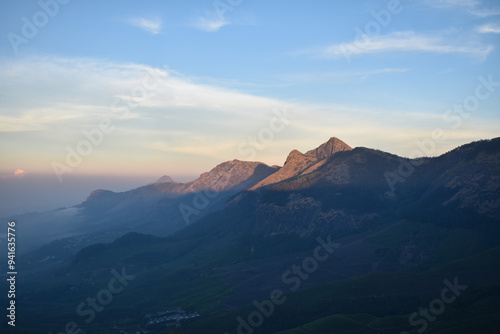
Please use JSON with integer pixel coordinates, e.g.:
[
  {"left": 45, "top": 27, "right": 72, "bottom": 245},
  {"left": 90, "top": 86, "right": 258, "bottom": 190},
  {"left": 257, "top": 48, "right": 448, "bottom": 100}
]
[
  {"left": 183, "top": 160, "right": 278, "bottom": 193},
  {"left": 284, "top": 149, "right": 305, "bottom": 165},
  {"left": 251, "top": 150, "right": 319, "bottom": 190},
  {"left": 305, "top": 137, "right": 352, "bottom": 160},
  {"left": 250, "top": 137, "right": 352, "bottom": 190}
]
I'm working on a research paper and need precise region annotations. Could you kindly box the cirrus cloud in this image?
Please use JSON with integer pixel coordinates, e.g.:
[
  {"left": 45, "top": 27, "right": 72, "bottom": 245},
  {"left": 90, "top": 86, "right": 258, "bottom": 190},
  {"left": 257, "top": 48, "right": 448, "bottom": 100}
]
[
  {"left": 126, "top": 17, "right": 162, "bottom": 35},
  {"left": 192, "top": 15, "right": 229, "bottom": 32},
  {"left": 313, "top": 31, "right": 493, "bottom": 61},
  {"left": 477, "top": 23, "right": 500, "bottom": 33}
]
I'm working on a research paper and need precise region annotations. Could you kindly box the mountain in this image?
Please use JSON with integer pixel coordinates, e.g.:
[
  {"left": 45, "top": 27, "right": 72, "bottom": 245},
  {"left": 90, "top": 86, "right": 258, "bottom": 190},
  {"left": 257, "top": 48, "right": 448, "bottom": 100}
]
[
  {"left": 250, "top": 150, "right": 319, "bottom": 190},
  {"left": 252, "top": 147, "right": 401, "bottom": 238},
  {"left": 6, "top": 136, "right": 500, "bottom": 334},
  {"left": 252, "top": 138, "right": 500, "bottom": 239},
  {"left": 155, "top": 175, "right": 174, "bottom": 183},
  {"left": 181, "top": 159, "right": 279, "bottom": 193},
  {"left": 77, "top": 159, "right": 279, "bottom": 230},
  {"left": 251, "top": 137, "right": 352, "bottom": 190},
  {"left": 304, "top": 136, "right": 352, "bottom": 159},
  {"left": 81, "top": 160, "right": 278, "bottom": 206},
  {"left": 411, "top": 139, "right": 500, "bottom": 221},
  {"left": 12, "top": 159, "right": 278, "bottom": 254}
]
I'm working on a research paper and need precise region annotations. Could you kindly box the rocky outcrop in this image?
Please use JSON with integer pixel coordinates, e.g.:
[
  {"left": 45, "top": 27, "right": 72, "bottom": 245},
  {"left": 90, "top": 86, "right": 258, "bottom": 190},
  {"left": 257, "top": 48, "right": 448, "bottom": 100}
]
[
  {"left": 304, "top": 137, "right": 352, "bottom": 160},
  {"left": 251, "top": 137, "right": 353, "bottom": 190},
  {"left": 182, "top": 160, "right": 279, "bottom": 193}
]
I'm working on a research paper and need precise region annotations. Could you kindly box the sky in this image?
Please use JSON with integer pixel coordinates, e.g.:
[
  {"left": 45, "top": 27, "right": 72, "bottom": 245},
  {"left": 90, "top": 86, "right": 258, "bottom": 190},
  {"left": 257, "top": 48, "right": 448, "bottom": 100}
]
[{"left": 0, "top": 0, "right": 499, "bottom": 215}]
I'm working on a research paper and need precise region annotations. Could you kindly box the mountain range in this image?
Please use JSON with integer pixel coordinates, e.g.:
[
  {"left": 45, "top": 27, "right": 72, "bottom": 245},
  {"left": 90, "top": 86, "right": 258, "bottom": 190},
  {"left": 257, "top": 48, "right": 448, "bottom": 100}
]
[{"left": 2, "top": 136, "right": 500, "bottom": 334}]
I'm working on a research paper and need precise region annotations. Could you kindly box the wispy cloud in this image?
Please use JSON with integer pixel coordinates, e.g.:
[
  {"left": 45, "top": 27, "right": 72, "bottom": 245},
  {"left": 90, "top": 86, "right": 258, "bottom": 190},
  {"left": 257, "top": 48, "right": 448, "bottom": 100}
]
[
  {"left": 126, "top": 17, "right": 162, "bottom": 35},
  {"left": 427, "top": 0, "right": 500, "bottom": 17},
  {"left": 438, "top": 69, "right": 455, "bottom": 74},
  {"left": 192, "top": 15, "right": 229, "bottom": 32},
  {"left": 1, "top": 56, "right": 497, "bottom": 175},
  {"left": 316, "top": 31, "right": 493, "bottom": 60},
  {"left": 477, "top": 23, "right": 500, "bottom": 33},
  {"left": 281, "top": 68, "right": 412, "bottom": 84},
  {"left": 191, "top": 10, "right": 255, "bottom": 32},
  {"left": 430, "top": 0, "right": 479, "bottom": 8},
  {"left": 469, "top": 8, "right": 500, "bottom": 17}
]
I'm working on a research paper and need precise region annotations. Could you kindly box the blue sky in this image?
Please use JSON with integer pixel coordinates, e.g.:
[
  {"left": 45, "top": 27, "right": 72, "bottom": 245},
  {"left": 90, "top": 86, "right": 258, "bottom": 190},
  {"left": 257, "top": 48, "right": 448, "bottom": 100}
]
[{"left": 0, "top": 0, "right": 499, "bottom": 184}]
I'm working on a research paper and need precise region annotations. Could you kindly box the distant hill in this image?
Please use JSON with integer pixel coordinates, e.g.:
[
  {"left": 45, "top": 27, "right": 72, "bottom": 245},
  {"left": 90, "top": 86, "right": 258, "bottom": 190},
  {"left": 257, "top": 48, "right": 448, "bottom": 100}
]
[
  {"left": 12, "top": 159, "right": 279, "bottom": 254},
  {"left": 155, "top": 175, "right": 174, "bottom": 183}
]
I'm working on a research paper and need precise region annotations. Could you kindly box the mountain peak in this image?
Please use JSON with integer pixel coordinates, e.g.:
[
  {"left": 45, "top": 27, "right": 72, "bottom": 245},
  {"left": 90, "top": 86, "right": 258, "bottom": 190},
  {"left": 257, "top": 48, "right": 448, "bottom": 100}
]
[
  {"left": 251, "top": 149, "right": 318, "bottom": 190},
  {"left": 85, "top": 189, "right": 114, "bottom": 201},
  {"left": 284, "top": 149, "right": 304, "bottom": 165},
  {"left": 183, "top": 160, "right": 278, "bottom": 193},
  {"left": 250, "top": 137, "right": 353, "bottom": 190},
  {"left": 305, "top": 137, "right": 352, "bottom": 160},
  {"left": 155, "top": 175, "right": 174, "bottom": 184}
]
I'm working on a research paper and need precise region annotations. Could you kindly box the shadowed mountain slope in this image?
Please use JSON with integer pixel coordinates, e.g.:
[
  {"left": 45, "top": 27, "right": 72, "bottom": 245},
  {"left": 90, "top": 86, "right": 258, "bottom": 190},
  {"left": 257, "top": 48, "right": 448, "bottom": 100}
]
[{"left": 13, "top": 160, "right": 279, "bottom": 254}]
